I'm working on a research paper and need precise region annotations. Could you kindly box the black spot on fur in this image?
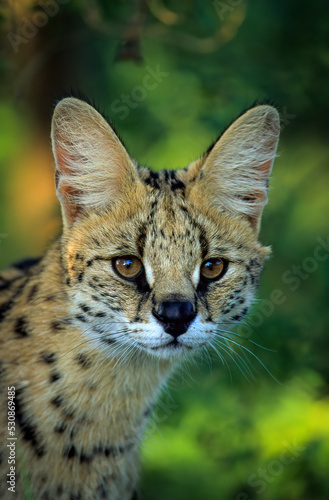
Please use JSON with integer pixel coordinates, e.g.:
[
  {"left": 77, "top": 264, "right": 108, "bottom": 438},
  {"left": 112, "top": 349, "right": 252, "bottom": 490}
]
[
  {"left": 223, "top": 304, "right": 234, "bottom": 314},
  {"left": 51, "top": 321, "right": 64, "bottom": 332},
  {"left": 0, "top": 299, "right": 14, "bottom": 323},
  {"left": 93, "top": 444, "right": 118, "bottom": 457},
  {"left": 95, "top": 311, "right": 106, "bottom": 317},
  {"left": 169, "top": 170, "right": 185, "bottom": 192},
  {"left": 143, "top": 169, "right": 160, "bottom": 189},
  {"left": 179, "top": 204, "right": 189, "bottom": 214},
  {"left": 15, "top": 389, "right": 45, "bottom": 457},
  {"left": 79, "top": 304, "right": 91, "bottom": 313},
  {"left": 14, "top": 317, "right": 29, "bottom": 337},
  {"left": 86, "top": 255, "right": 105, "bottom": 268},
  {"left": 131, "top": 490, "right": 138, "bottom": 500},
  {"left": 54, "top": 422, "right": 67, "bottom": 433},
  {"left": 36, "top": 446, "right": 46, "bottom": 457},
  {"left": 51, "top": 395, "right": 64, "bottom": 407},
  {"left": 91, "top": 237, "right": 101, "bottom": 247},
  {"left": 95, "top": 441, "right": 134, "bottom": 459},
  {"left": 250, "top": 257, "right": 262, "bottom": 268},
  {"left": 77, "top": 272, "right": 84, "bottom": 282},
  {"left": 75, "top": 314, "right": 88, "bottom": 323},
  {"left": 56, "top": 485, "right": 64, "bottom": 496},
  {"left": 75, "top": 353, "right": 92, "bottom": 369},
  {"left": 41, "top": 352, "right": 57, "bottom": 364},
  {"left": 101, "top": 337, "right": 116, "bottom": 345},
  {"left": 64, "top": 444, "right": 76, "bottom": 459},
  {"left": 80, "top": 453, "right": 92, "bottom": 463},
  {"left": 27, "top": 283, "right": 39, "bottom": 302},
  {"left": 0, "top": 280, "right": 28, "bottom": 323},
  {"left": 50, "top": 372, "right": 62, "bottom": 383}
]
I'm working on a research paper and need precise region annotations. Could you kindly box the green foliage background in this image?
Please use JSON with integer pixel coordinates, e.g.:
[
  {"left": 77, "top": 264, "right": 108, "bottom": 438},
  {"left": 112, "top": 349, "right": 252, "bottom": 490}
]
[{"left": 0, "top": 1, "right": 328, "bottom": 499}]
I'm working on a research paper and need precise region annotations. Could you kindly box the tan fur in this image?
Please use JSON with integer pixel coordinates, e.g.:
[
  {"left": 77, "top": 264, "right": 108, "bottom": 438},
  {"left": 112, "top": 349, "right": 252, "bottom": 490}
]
[{"left": 0, "top": 99, "right": 279, "bottom": 499}]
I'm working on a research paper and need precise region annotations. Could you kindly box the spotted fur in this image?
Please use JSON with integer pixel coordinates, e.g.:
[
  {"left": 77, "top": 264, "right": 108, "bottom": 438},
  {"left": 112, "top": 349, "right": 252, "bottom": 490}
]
[{"left": 0, "top": 99, "right": 280, "bottom": 499}]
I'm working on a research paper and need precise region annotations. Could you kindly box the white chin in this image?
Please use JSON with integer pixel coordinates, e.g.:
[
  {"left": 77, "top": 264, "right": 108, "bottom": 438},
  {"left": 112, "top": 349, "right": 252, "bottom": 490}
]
[{"left": 141, "top": 339, "right": 195, "bottom": 359}]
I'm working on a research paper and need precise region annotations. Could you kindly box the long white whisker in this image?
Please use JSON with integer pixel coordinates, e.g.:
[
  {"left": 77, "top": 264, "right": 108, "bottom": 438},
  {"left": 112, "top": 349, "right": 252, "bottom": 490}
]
[
  {"left": 208, "top": 340, "right": 233, "bottom": 385},
  {"left": 216, "top": 325, "right": 277, "bottom": 352},
  {"left": 215, "top": 333, "right": 282, "bottom": 385},
  {"left": 214, "top": 337, "right": 256, "bottom": 381}
]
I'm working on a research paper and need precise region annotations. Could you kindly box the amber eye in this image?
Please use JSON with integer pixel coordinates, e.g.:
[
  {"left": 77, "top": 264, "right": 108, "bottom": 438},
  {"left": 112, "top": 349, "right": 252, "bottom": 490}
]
[
  {"left": 200, "top": 258, "right": 226, "bottom": 280},
  {"left": 113, "top": 256, "right": 143, "bottom": 280}
]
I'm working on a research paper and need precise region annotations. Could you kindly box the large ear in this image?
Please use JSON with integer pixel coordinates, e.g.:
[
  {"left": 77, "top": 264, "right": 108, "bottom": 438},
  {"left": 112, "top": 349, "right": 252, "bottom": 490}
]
[
  {"left": 51, "top": 98, "right": 138, "bottom": 227},
  {"left": 188, "top": 105, "right": 280, "bottom": 232}
]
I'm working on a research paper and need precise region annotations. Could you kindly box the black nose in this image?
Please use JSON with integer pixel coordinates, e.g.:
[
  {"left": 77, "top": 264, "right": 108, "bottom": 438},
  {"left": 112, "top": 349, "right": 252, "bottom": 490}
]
[{"left": 152, "top": 301, "right": 197, "bottom": 338}]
